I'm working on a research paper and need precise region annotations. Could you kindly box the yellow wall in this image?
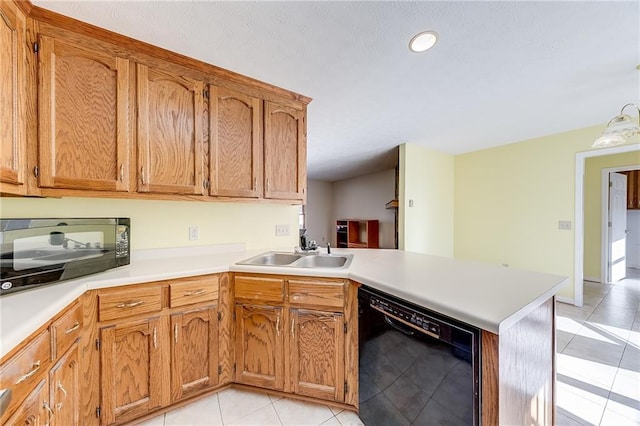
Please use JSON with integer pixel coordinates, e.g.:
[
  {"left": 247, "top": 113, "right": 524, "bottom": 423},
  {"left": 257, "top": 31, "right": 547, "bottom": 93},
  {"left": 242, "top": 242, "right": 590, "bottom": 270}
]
[
  {"left": 0, "top": 197, "right": 299, "bottom": 251},
  {"left": 454, "top": 125, "right": 638, "bottom": 300},
  {"left": 584, "top": 152, "right": 640, "bottom": 280},
  {"left": 399, "top": 143, "right": 454, "bottom": 257}
]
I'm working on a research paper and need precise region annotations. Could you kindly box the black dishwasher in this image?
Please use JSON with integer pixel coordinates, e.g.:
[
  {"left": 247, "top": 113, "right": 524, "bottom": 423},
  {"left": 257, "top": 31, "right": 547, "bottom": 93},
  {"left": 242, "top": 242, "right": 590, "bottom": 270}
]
[{"left": 358, "top": 286, "right": 480, "bottom": 426}]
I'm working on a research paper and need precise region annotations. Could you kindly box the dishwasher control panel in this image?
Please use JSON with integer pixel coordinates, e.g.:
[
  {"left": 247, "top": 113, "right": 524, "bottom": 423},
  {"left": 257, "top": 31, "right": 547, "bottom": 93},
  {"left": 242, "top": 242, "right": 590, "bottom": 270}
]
[{"left": 369, "top": 295, "right": 441, "bottom": 339}]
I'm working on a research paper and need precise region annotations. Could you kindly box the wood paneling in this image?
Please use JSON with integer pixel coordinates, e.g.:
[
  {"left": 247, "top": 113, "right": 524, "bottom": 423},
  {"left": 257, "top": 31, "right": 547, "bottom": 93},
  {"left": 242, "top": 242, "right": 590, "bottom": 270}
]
[
  {"left": 137, "top": 64, "right": 204, "bottom": 195},
  {"left": 288, "top": 279, "right": 345, "bottom": 309},
  {"left": 37, "top": 33, "right": 130, "bottom": 191},
  {"left": 235, "top": 304, "right": 285, "bottom": 391},
  {"left": 49, "top": 343, "right": 80, "bottom": 426},
  {"left": 481, "top": 330, "right": 499, "bottom": 426},
  {"left": 263, "top": 101, "right": 306, "bottom": 201},
  {"left": 290, "top": 309, "right": 344, "bottom": 402},
  {"left": 50, "top": 302, "right": 82, "bottom": 360},
  {"left": 169, "top": 275, "right": 219, "bottom": 308},
  {"left": 343, "top": 282, "right": 359, "bottom": 408},
  {"left": 209, "top": 86, "right": 262, "bottom": 198},
  {"left": 170, "top": 306, "right": 219, "bottom": 401},
  {"left": 234, "top": 275, "right": 285, "bottom": 304},
  {"left": 100, "top": 316, "right": 167, "bottom": 425},
  {"left": 98, "top": 286, "right": 162, "bottom": 322},
  {"left": 218, "top": 274, "right": 234, "bottom": 385},
  {"left": 0, "top": 1, "right": 27, "bottom": 194},
  {"left": 78, "top": 291, "right": 100, "bottom": 425}
]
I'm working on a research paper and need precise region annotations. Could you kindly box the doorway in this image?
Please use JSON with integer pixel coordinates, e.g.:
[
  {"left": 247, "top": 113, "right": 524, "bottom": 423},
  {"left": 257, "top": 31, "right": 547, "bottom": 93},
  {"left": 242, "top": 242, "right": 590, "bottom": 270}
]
[{"left": 574, "top": 143, "right": 639, "bottom": 307}]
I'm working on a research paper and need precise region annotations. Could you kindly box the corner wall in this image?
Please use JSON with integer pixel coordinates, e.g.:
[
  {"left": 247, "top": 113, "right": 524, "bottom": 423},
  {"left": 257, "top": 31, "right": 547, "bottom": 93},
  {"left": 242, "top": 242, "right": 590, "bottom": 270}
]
[{"left": 305, "top": 180, "right": 334, "bottom": 245}]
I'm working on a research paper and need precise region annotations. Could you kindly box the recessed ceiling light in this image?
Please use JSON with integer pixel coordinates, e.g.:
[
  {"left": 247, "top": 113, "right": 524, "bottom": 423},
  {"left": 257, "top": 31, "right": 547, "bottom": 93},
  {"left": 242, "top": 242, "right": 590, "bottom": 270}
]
[{"left": 409, "top": 31, "right": 438, "bottom": 53}]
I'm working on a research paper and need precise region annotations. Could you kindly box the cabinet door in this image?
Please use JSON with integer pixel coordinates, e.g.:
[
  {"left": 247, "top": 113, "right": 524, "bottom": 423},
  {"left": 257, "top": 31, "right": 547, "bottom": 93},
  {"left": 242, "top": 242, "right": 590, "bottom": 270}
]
[
  {"left": 100, "top": 316, "right": 168, "bottom": 425},
  {"left": 290, "top": 309, "right": 345, "bottom": 402},
  {"left": 235, "top": 305, "right": 284, "bottom": 390},
  {"left": 170, "top": 306, "right": 219, "bottom": 401},
  {"left": 0, "top": 2, "right": 27, "bottom": 193},
  {"left": 137, "top": 64, "right": 204, "bottom": 194},
  {"left": 209, "top": 86, "right": 262, "bottom": 198},
  {"left": 49, "top": 343, "right": 80, "bottom": 426},
  {"left": 4, "top": 378, "right": 51, "bottom": 426},
  {"left": 263, "top": 101, "right": 306, "bottom": 200},
  {"left": 38, "top": 34, "right": 130, "bottom": 191}
]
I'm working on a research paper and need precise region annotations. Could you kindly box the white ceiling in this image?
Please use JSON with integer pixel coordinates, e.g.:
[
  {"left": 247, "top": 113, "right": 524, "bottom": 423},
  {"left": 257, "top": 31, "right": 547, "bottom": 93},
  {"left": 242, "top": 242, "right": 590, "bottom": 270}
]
[{"left": 33, "top": 1, "right": 640, "bottom": 181}]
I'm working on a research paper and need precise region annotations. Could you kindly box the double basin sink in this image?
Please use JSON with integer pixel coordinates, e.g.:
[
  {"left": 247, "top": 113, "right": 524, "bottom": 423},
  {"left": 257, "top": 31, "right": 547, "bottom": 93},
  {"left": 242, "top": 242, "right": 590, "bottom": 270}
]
[{"left": 236, "top": 251, "right": 353, "bottom": 269}]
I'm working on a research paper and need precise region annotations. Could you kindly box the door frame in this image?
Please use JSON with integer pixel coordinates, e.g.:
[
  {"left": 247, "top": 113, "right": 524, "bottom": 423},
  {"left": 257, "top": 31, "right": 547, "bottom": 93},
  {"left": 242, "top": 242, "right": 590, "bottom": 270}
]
[
  {"left": 574, "top": 143, "right": 639, "bottom": 307},
  {"left": 601, "top": 166, "right": 639, "bottom": 284}
]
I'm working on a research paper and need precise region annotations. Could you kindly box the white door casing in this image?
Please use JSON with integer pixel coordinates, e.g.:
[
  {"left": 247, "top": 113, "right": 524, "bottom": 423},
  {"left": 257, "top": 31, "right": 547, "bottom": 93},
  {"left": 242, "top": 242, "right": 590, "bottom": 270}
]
[{"left": 608, "top": 172, "right": 628, "bottom": 282}]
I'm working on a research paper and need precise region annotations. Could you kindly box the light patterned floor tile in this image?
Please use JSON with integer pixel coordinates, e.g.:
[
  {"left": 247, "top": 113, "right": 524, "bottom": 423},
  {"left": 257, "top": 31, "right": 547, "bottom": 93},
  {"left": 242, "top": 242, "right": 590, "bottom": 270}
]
[
  {"left": 133, "top": 414, "right": 165, "bottom": 426},
  {"left": 335, "top": 410, "right": 364, "bottom": 426},
  {"left": 273, "top": 398, "right": 334, "bottom": 425},
  {"left": 320, "top": 416, "right": 341, "bottom": 425},
  {"left": 218, "top": 388, "right": 272, "bottom": 424},
  {"left": 227, "top": 404, "right": 281, "bottom": 426},
  {"left": 164, "top": 394, "right": 222, "bottom": 426},
  {"left": 329, "top": 406, "right": 344, "bottom": 416},
  {"left": 600, "top": 407, "right": 640, "bottom": 426}
]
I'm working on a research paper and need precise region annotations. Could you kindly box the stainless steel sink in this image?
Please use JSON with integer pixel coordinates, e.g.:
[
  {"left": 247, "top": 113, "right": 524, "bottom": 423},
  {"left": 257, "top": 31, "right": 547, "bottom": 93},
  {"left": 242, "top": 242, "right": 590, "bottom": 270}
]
[
  {"left": 237, "top": 252, "right": 303, "bottom": 266},
  {"left": 292, "top": 255, "right": 351, "bottom": 268},
  {"left": 236, "top": 252, "right": 353, "bottom": 269}
]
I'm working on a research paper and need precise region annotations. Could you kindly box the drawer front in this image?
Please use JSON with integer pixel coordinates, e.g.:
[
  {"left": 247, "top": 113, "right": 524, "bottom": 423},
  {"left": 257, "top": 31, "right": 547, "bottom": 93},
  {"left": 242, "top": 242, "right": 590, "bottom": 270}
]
[
  {"left": 170, "top": 275, "right": 219, "bottom": 308},
  {"left": 234, "top": 275, "right": 284, "bottom": 304},
  {"left": 0, "top": 329, "right": 51, "bottom": 422},
  {"left": 288, "top": 279, "right": 345, "bottom": 309},
  {"left": 50, "top": 302, "right": 83, "bottom": 359},
  {"left": 98, "top": 286, "right": 162, "bottom": 322}
]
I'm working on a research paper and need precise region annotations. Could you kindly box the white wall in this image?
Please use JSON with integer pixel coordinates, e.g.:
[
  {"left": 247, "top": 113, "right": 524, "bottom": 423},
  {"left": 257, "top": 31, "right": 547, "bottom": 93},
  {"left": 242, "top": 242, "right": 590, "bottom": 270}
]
[
  {"left": 628, "top": 210, "right": 640, "bottom": 269},
  {"left": 399, "top": 144, "right": 454, "bottom": 257},
  {"left": 332, "top": 169, "right": 396, "bottom": 249},
  {"left": 305, "top": 180, "right": 333, "bottom": 244}
]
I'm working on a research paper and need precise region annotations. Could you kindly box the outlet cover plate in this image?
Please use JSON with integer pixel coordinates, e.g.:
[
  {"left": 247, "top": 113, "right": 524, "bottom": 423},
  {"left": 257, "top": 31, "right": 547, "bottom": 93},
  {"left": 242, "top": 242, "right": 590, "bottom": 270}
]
[
  {"left": 275, "top": 224, "right": 290, "bottom": 237},
  {"left": 189, "top": 226, "right": 200, "bottom": 240}
]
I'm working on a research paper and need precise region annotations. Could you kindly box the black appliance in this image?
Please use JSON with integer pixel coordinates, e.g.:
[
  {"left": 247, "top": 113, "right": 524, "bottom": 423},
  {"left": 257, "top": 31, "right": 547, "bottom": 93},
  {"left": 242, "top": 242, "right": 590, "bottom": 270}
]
[
  {"left": 0, "top": 218, "right": 130, "bottom": 295},
  {"left": 358, "top": 286, "right": 480, "bottom": 426}
]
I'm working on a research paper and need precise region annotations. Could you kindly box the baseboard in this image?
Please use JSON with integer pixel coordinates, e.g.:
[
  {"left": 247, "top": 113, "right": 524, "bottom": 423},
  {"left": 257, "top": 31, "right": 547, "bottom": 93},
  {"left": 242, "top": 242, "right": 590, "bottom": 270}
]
[
  {"left": 556, "top": 296, "right": 575, "bottom": 305},
  {"left": 583, "top": 276, "right": 601, "bottom": 283}
]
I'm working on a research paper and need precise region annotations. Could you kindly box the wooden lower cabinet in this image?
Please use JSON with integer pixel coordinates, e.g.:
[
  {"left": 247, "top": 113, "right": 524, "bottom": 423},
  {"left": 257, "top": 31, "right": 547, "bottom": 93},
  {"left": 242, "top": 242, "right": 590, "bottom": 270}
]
[
  {"left": 49, "top": 343, "right": 80, "bottom": 426},
  {"left": 99, "top": 316, "right": 168, "bottom": 425},
  {"left": 290, "top": 309, "right": 345, "bottom": 402},
  {"left": 170, "top": 306, "right": 219, "bottom": 401},
  {"left": 234, "top": 304, "right": 285, "bottom": 391},
  {"left": 4, "top": 378, "right": 51, "bottom": 426}
]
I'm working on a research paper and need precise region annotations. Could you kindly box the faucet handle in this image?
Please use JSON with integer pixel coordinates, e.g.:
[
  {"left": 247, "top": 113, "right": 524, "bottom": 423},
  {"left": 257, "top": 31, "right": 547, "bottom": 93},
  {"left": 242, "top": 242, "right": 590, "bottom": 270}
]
[{"left": 327, "top": 242, "right": 331, "bottom": 255}]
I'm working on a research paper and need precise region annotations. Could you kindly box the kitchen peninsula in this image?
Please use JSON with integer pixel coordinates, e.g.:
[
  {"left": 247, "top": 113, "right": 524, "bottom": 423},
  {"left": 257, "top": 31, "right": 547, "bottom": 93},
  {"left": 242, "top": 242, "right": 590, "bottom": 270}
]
[{"left": 0, "top": 245, "right": 566, "bottom": 425}]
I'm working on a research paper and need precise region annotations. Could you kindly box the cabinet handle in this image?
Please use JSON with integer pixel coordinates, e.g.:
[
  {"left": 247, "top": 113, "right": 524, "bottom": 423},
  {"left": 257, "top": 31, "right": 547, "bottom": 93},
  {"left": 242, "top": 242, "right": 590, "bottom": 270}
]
[
  {"left": 254, "top": 177, "right": 257, "bottom": 190},
  {"left": 141, "top": 167, "right": 146, "bottom": 185},
  {"left": 57, "top": 380, "right": 67, "bottom": 398},
  {"left": 184, "top": 289, "right": 206, "bottom": 296},
  {"left": 276, "top": 315, "right": 280, "bottom": 336},
  {"left": 153, "top": 327, "right": 157, "bottom": 349},
  {"left": 266, "top": 178, "right": 270, "bottom": 192},
  {"left": 116, "top": 301, "right": 144, "bottom": 309},
  {"left": 174, "top": 323, "right": 178, "bottom": 344},
  {"left": 291, "top": 317, "right": 295, "bottom": 337},
  {"left": 120, "top": 164, "right": 124, "bottom": 182},
  {"left": 15, "top": 361, "right": 40, "bottom": 384},
  {"left": 43, "top": 400, "right": 54, "bottom": 417},
  {"left": 65, "top": 321, "right": 80, "bottom": 335},
  {"left": 56, "top": 402, "right": 63, "bottom": 411}
]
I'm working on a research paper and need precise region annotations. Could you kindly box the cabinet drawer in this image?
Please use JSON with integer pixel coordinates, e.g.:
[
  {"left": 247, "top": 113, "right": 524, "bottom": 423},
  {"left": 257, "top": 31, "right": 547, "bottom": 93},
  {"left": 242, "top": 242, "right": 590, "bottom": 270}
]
[
  {"left": 169, "top": 275, "right": 219, "bottom": 308},
  {"left": 288, "top": 279, "right": 345, "bottom": 309},
  {"left": 98, "top": 286, "right": 162, "bottom": 322},
  {"left": 234, "top": 275, "right": 284, "bottom": 303},
  {"left": 0, "top": 330, "right": 51, "bottom": 422},
  {"left": 50, "top": 302, "right": 83, "bottom": 360}
]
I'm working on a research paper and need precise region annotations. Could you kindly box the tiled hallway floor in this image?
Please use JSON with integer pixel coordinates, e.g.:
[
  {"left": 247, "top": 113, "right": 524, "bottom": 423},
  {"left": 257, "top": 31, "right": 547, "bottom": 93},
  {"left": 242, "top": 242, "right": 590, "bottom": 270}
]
[
  {"left": 556, "top": 268, "right": 640, "bottom": 425},
  {"left": 134, "top": 388, "right": 364, "bottom": 426}
]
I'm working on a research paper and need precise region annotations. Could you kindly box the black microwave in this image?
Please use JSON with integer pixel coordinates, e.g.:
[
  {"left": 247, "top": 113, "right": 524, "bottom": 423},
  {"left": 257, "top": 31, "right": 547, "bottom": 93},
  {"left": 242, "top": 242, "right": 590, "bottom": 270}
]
[{"left": 0, "top": 218, "right": 130, "bottom": 295}]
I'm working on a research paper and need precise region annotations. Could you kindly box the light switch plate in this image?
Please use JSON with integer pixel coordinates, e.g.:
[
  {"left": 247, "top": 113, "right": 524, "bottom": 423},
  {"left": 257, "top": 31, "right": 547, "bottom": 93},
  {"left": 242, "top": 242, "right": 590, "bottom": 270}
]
[
  {"left": 275, "top": 224, "right": 290, "bottom": 237},
  {"left": 558, "top": 220, "right": 572, "bottom": 230}
]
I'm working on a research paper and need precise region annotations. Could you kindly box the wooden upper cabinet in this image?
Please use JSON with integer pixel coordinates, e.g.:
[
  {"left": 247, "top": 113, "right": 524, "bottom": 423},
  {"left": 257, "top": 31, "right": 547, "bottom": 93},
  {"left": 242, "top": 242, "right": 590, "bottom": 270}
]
[
  {"left": 137, "top": 64, "right": 204, "bottom": 195},
  {"left": 209, "top": 86, "right": 262, "bottom": 198},
  {"left": 623, "top": 170, "right": 639, "bottom": 209},
  {"left": 0, "top": 2, "right": 27, "bottom": 193},
  {"left": 37, "top": 34, "right": 131, "bottom": 191},
  {"left": 264, "top": 101, "right": 306, "bottom": 201}
]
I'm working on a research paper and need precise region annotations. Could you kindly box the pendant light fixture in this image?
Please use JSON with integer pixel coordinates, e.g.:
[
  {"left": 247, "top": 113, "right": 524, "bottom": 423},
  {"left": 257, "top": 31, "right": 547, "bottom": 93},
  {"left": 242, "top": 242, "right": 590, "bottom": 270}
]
[{"left": 593, "top": 103, "right": 640, "bottom": 148}]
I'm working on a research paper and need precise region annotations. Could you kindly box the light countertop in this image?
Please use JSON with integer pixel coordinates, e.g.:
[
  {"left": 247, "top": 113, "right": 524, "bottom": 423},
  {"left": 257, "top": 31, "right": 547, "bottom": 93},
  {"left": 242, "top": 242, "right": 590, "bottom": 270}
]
[{"left": 0, "top": 244, "right": 567, "bottom": 359}]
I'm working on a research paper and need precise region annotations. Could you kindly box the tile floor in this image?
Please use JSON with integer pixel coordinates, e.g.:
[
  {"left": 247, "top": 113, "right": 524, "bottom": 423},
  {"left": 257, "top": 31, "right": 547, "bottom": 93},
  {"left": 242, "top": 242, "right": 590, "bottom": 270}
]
[
  {"left": 556, "top": 268, "right": 640, "bottom": 426},
  {"left": 133, "top": 388, "right": 364, "bottom": 426},
  {"left": 136, "top": 269, "right": 640, "bottom": 426}
]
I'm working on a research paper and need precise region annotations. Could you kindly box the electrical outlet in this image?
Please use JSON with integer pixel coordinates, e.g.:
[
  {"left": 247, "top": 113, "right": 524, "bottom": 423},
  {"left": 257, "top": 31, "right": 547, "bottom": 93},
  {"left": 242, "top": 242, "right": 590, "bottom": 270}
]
[
  {"left": 409, "top": 199, "right": 414, "bottom": 207},
  {"left": 558, "top": 220, "right": 572, "bottom": 231},
  {"left": 189, "top": 226, "right": 200, "bottom": 241},
  {"left": 275, "top": 224, "right": 290, "bottom": 237}
]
